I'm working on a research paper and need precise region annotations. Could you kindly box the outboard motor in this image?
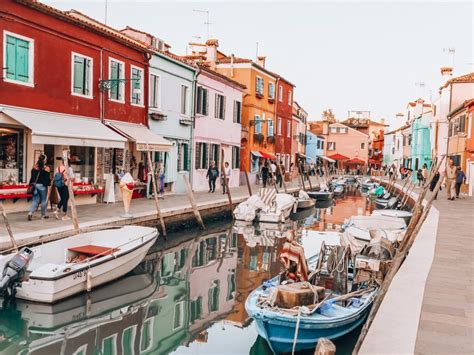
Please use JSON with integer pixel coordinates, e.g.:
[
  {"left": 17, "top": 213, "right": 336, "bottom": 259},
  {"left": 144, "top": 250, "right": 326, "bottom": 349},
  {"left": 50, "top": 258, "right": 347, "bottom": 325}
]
[{"left": 0, "top": 247, "right": 34, "bottom": 299}]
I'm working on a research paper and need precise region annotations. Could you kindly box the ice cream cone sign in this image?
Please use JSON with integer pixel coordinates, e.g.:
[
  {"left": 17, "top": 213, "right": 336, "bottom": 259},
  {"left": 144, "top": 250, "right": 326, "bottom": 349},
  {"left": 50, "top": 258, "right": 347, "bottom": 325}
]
[{"left": 120, "top": 173, "right": 134, "bottom": 218}]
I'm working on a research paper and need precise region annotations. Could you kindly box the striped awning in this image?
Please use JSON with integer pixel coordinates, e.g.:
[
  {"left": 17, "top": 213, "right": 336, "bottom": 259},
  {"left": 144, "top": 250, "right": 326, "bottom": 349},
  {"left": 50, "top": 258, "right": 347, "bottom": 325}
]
[{"left": 251, "top": 151, "right": 263, "bottom": 157}]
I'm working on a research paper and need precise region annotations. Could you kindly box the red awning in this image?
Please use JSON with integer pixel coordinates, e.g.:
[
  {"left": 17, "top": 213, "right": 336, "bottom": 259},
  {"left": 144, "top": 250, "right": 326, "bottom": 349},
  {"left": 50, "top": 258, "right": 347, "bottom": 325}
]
[
  {"left": 327, "top": 153, "right": 350, "bottom": 161},
  {"left": 347, "top": 158, "right": 366, "bottom": 165},
  {"left": 259, "top": 151, "right": 276, "bottom": 159}
]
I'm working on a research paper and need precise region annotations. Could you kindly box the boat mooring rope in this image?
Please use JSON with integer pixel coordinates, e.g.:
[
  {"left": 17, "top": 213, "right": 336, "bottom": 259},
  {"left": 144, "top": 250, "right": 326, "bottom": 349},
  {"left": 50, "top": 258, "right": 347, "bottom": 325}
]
[{"left": 291, "top": 307, "right": 302, "bottom": 355}]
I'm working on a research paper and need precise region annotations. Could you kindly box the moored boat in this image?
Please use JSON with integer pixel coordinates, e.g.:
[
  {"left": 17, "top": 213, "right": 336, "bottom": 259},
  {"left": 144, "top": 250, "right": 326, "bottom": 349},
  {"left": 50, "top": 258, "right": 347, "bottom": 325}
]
[
  {"left": 307, "top": 190, "right": 334, "bottom": 201},
  {"left": 0, "top": 226, "right": 158, "bottom": 303},
  {"left": 258, "top": 193, "right": 297, "bottom": 223},
  {"left": 295, "top": 190, "right": 316, "bottom": 210},
  {"left": 371, "top": 209, "right": 413, "bottom": 225}
]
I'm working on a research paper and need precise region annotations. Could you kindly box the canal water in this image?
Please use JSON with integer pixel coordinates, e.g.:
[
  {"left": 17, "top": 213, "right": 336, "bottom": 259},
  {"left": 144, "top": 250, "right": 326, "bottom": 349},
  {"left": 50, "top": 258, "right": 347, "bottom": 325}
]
[{"left": 0, "top": 186, "right": 374, "bottom": 355}]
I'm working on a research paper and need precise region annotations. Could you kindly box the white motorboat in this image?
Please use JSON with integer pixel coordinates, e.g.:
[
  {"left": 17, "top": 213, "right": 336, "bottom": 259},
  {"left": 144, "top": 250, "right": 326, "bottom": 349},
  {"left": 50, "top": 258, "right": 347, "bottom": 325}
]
[
  {"left": 0, "top": 226, "right": 158, "bottom": 303},
  {"left": 233, "top": 194, "right": 266, "bottom": 222},
  {"left": 342, "top": 215, "right": 407, "bottom": 242},
  {"left": 372, "top": 209, "right": 413, "bottom": 225},
  {"left": 258, "top": 193, "right": 296, "bottom": 223},
  {"left": 295, "top": 190, "right": 316, "bottom": 210}
]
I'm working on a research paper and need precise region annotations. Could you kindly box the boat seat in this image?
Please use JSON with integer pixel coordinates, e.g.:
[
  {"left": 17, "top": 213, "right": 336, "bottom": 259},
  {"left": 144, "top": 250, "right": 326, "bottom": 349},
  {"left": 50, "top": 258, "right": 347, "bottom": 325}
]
[{"left": 68, "top": 245, "right": 119, "bottom": 257}]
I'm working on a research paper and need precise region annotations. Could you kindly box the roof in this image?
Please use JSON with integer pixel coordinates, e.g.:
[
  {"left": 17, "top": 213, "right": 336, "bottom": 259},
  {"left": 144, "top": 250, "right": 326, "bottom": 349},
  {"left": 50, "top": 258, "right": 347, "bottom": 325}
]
[
  {"left": 197, "top": 64, "right": 247, "bottom": 90},
  {"left": 440, "top": 72, "right": 474, "bottom": 90},
  {"left": 447, "top": 99, "right": 474, "bottom": 118},
  {"left": 14, "top": 1, "right": 150, "bottom": 52},
  {"left": 120, "top": 26, "right": 171, "bottom": 48}
]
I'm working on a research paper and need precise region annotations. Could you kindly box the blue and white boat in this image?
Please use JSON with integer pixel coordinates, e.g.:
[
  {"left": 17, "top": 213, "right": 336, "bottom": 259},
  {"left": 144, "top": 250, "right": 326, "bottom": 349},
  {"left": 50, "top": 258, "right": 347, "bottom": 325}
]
[{"left": 245, "top": 231, "right": 378, "bottom": 354}]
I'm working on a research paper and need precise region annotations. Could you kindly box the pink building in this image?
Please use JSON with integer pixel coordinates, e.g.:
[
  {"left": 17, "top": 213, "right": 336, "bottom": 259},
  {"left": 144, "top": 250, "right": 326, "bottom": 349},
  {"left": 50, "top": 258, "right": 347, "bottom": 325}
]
[
  {"left": 192, "top": 65, "right": 245, "bottom": 191},
  {"left": 326, "top": 122, "right": 369, "bottom": 165}
]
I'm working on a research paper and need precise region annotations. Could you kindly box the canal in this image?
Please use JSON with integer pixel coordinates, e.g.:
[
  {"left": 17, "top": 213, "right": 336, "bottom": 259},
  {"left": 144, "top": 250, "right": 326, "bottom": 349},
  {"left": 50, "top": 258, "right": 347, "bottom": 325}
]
[{"left": 0, "top": 186, "right": 374, "bottom": 355}]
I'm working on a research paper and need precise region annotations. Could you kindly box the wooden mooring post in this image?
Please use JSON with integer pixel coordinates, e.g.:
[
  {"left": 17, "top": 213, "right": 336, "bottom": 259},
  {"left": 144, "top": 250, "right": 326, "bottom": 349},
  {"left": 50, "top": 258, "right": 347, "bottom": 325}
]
[
  {"left": 0, "top": 202, "right": 17, "bottom": 251},
  {"left": 244, "top": 170, "right": 253, "bottom": 196},
  {"left": 146, "top": 149, "right": 167, "bottom": 238},
  {"left": 182, "top": 174, "right": 205, "bottom": 230}
]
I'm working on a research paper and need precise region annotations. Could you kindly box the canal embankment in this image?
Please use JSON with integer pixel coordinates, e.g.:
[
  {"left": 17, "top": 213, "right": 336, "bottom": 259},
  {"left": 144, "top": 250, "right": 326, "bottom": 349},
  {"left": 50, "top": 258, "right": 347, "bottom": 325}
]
[
  {"left": 360, "top": 178, "right": 474, "bottom": 354},
  {"left": 0, "top": 177, "right": 316, "bottom": 251}
]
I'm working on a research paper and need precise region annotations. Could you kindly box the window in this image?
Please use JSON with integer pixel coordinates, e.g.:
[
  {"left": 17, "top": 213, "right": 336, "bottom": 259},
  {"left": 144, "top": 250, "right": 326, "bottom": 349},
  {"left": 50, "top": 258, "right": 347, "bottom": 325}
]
[
  {"left": 288, "top": 90, "right": 292, "bottom": 105},
  {"left": 122, "top": 326, "right": 137, "bottom": 355},
  {"left": 208, "top": 280, "right": 220, "bottom": 312},
  {"left": 361, "top": 142, "right": 365, "bottom": 149},
  {"left": 73, "top": 345, "right": 87, "bottom": 355},
  {"left": 328, "top": 142, "right": 336, "bottom": 150},
  {"left": 459, "top": 114, "right": 466, "bottom": 133},
  {"left": 268, "top": 119, "right": 274, "bottom": 137},
  {"left": 277, "top": 117, "right": 282, "bottom": 135},
  {"left": 195, "top": 142, "right": 209, "bottom": 169},
  {"left": 173, "top": 302, "right": 184, "bottom": 330},
  {"left": 340, "top": 127, "right": 348, "bottom": 134},
  {"left": 196, "top": 86, "right": 209, "bottom": 115},
  {"left": 278, "top": 85, "right": 283, "bottom": 102},
  {"left": 227, "top": 270, "right": 236, "bottom": 301},
  {"left": 71, "top": 53, "right": 92, "bottom": 97},
  {"left": 232, "top": 146, "right": 240, "bottom": 169},
  {"left": 177, "top": 143, "right": 189, "bottom": 171},
  {"left": 256, "top": 76, "right": 264, "bottom": 95},
  {"left": 131, "top": 66, "right": 144, "bottom": 105},
  {"left": 102, "top": 334, "right": 117, "bottom": 355},
  {"left": 215, "top": 94, "right": 225, "bottom": 119},
  {"left": 4, "top": 32, "right": 34, "bottom": 86},
  {"left": 287, "top": 121, "right": 291, "bottom": 137},
  {"left": 268, "top": 82, "right": 275, "bottom": 99},
  {"left": 330, "top": 127, "right": 337, "bottom": 134},
  {"left": 210, "top": 143, "right": 220, "bottom": 166},
  {"left": 181, "top": 85, "right": 190, "bottom": 115},
  {"left": 109, "top": 58, "right": 124, "bottom": 102},
  {"left": 149, "top": 73, "right": 160, "bottom": 109},
  {"left": 140, "top": 319, "right": 154, "bottom": 352},
  {"left": 190, "top": 297, "right": 203, "bottom": 323},
  {"left": 233, "top": 100, "right": 242, "bottom": 123},
  {"left": 254, "top": 115, "right": 262, "bottom": 134},
  {"left": 321, "top": 141, "right": 324, "bottom": 150}
]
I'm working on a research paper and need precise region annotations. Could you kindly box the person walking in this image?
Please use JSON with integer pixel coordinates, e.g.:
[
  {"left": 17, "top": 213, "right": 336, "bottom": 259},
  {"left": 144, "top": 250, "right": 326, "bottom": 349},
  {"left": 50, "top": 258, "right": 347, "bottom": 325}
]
[
  {"left": 221, "top": 161, "right": 231, "bottom": 194},
  {"left": 421, "top": 163, "right": 428, "bottom": 185},
  {"left": 455, "top": 166, "right": 466, "bottom": 198},
  {"left": 416, "top": 168, "right": 423, "bottom": 187},
  {"left": 260, "top": 162, "right": 270, "bottom": 188},
  {"left": 270, "top": 160, "right": 277, "bottom": 185},
  {"left": 53, "top": 159, "right": 74, "bottom": 220},
  {"left": 445, "top": 158, "right": 457, "bottom": 200},
  {"left": 27, "top": 155, "right": 51, "bottom": 221},
  {"left": 206, "top": 160, "right": 219, "bottom": 193},
  {"left": 275, "top": 161, "right": 284, "bottom": 188},
  {"left": 430, "top": 171, "right": 441, "bottom": 200}
]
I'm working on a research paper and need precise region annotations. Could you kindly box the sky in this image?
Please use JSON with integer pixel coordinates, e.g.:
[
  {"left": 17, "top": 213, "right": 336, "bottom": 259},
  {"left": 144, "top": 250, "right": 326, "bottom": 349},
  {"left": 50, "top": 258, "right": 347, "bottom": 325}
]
[{"left": 44, "top": 0, "right": 473, "bottom": 129}]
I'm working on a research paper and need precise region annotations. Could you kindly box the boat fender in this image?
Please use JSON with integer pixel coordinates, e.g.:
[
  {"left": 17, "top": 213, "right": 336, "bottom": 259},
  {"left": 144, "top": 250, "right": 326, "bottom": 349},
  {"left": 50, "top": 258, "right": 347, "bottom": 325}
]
[{"left": 86, "top": 269, "right": 92, "bottom": 292}]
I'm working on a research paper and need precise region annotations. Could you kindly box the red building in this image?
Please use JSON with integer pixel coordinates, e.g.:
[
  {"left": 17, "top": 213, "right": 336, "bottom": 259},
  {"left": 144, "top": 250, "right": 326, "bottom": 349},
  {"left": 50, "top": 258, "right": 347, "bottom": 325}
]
[
  {"left": 0, "top": 0, "right": 167, "bottom": 210},
  {"left": 274, "top": 77, "right": 295, "bottom": 170}
]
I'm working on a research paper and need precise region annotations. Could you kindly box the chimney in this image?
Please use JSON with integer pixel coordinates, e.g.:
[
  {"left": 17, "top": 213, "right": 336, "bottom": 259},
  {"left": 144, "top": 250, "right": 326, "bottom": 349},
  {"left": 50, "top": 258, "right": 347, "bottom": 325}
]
[
  {"left": 440, "top": 67, "right": 453, "bottom": 77},
  {"left": 257, "top": 56, "right": 266, "bottom": 68},
  {"left": 230, "top": 54, "right": 235, "bottom": 77},
  {"left": 205, "top": 39, "right": 219, "bottom": 65}
]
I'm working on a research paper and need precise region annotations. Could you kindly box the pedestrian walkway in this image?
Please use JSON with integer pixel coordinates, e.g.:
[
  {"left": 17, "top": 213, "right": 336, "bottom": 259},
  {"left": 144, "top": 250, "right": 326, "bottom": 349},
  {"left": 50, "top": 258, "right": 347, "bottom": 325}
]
[
  {"left": 414, "top": 194, "right": 474, "bottom": 354},
  {"left": 0, "top": 177, "right": 315, "bottom": 250}
]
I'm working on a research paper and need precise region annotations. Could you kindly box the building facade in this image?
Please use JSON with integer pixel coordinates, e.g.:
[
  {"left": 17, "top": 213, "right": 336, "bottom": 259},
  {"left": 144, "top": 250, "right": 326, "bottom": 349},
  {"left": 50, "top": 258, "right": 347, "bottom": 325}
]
[
  {"left": 326, "top": 122, "right": 369, "bottom": 164},
  {"left": 274, "top": 77, "right": 295, "bottom": 170},
  {"left": 305, "top": 130, "right": 325, "bottom": 164},
  {"left": 292, "top": 101, "right": 308, "bottom": 164},
  {"left": 410, "top": 99, "right": 433, "bottom": 174}
]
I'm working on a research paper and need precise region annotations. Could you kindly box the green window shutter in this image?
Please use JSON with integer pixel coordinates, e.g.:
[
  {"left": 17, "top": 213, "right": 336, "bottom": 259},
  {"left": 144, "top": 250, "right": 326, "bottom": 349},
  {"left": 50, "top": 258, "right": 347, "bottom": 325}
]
[
  {"left": 204, "top": 89, "right": 209, "bottom": 115},
  {"left": 183, "top": 143, "right": 189, "bottom": 171},
  {"left": 73, "top": 56, "right": 85, "bottom": 94},
  {"left": 15, "top": 38, "right": 29, "bottom": 82},
  {"left": 84, "top": 59, "right": 91, "bottom": 95},
  {"left": 110, "top": 61, "right": 119, "bottom": 100},
  {"left": 5, "top": 36, "right": 16, "bottom": 80},
  {"left": 195, "top": 142, "right": 201, "bottom": 169},
  {"left": 196, "top": 87, "right": 202, "bottom": 114}
]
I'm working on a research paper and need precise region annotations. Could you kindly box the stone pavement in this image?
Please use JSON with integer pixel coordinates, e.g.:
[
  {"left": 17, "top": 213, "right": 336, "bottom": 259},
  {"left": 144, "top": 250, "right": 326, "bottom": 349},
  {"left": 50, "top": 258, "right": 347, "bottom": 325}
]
[
  {"left": 414, "top": 193, "right": 474, "bottom": 354},
  {"left": 0, "top": 176, "right": 317, "bottom": 250}
]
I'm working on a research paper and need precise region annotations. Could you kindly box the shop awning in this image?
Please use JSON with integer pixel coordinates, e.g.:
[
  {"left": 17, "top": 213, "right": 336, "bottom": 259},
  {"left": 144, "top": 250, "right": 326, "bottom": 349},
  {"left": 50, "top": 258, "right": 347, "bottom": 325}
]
[
  {"left": 298, "top": 153, "right": 314, "bottom": 162},
  {"left": 347, "top": 158, "right": 366, "bottom": 165},
  {"left": 317, "top": 155, "right": 336, "bottom": 163},
  {"left": 0, "top": 107, "right": 126, "bottom": 148},
  {"left": 259, "top": 151, "right": 276, "bottom": 160},
  {"left": 251, "top": 151, "right": 263, "bottom": 158},
  {"left": 106, "top": 121, "right": 172, "bottom": 152},
  {"left": 327, "top": 153, "right": 350, "bottom": 161}
]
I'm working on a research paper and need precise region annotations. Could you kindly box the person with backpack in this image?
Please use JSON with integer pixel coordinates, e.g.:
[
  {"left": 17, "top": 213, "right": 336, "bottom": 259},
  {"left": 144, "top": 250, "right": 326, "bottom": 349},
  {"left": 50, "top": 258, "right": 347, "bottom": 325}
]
[
  {"left": 206, "top": 160, "right": 219, "bottom": 193},
  {"left": 53, "top": 159, "right": 74, "bottom": 220},
  {"left": 28, "top": 155, "right": 51, "bottom": 221}
]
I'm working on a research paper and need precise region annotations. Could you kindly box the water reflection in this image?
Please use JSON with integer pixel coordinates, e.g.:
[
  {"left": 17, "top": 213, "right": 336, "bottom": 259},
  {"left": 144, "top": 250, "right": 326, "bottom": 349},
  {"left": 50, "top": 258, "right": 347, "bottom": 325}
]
[{"left": 0, "top": 189, "right": 370, "bottom": 355}]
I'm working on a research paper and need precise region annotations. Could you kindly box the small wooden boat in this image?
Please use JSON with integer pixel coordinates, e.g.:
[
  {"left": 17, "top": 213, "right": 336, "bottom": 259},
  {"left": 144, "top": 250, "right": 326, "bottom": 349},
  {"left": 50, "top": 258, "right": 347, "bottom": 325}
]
[
  {"left": 360, "top": 179, "right": 377, "bottom": 191},
  {"left": 0, "top": 226, "right": 158, "bottom": 303},
  {"left": 342, "top": 215, "right": 406, "bottom": 242},
  {"left": 374, "top": 196, "right": 398, "bottom": 209},
  {"left": 372, "top": 209, "right": 413, "bottom": 225},
  {"left": 332, "top": 185, "right": 345, "bottom": 196},
  {"left": 258, "top": 193, "right": 297, "bottom": 223},
  {"left": 295, "top": 190, "right": 316, "bottom": 210},
  {"left": 245, "top": 232, "right": 378, "bottom": 354},
  {"left": 307, "top": 190, "right": 334, "bottom": 201},
  {"left": 233, "top": 195, "right": 266, "bottom": 222}
]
